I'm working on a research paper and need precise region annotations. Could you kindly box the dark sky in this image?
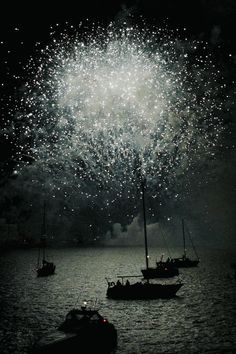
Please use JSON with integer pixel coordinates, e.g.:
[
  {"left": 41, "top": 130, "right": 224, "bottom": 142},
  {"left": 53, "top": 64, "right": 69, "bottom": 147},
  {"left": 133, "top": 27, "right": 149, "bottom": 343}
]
[
  {"left": 1, "top": 0, "right": 236, "bottom": 69},
  {"left": 1, "top": 0, "right": 235, "bottom": 114},
  {"left": 0, "top": 0, "right": 236, "bottom": 248},
  {"left": 1, "top": 0, "right": 235, "bottom": 105}
]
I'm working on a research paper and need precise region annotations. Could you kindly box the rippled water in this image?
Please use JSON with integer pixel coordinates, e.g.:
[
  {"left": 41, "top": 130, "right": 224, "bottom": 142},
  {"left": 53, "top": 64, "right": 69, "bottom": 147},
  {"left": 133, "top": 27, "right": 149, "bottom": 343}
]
[{"left": 0, "top": 246, "right": 236, "bottom": 354}]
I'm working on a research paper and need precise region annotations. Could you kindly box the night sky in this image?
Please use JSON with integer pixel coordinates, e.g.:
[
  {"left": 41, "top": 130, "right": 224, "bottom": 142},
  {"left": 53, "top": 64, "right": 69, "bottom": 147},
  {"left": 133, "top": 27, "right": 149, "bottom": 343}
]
[{"left": 0, "top": 0, "right": 236, "bottom": 249}]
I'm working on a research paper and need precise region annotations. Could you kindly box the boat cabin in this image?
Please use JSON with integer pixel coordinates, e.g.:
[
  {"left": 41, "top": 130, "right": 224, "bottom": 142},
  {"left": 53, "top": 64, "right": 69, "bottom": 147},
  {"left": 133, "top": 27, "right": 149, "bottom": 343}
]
[{"left": 58, "top": 306, "right": 108, "bottom": 332}]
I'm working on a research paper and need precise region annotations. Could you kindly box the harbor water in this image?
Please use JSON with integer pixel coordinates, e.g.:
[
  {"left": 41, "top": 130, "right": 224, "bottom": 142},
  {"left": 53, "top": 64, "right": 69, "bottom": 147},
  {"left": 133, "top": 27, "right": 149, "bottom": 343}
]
[{"left": 0, "top": 246, "right": 236, "bottom": 354}]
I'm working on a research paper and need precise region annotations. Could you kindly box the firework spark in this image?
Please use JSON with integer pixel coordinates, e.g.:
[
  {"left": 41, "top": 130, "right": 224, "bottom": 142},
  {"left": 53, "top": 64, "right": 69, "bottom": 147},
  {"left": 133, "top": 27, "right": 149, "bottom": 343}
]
[{"left": 11, "top": 23, "right": 224, "bottom": 210}]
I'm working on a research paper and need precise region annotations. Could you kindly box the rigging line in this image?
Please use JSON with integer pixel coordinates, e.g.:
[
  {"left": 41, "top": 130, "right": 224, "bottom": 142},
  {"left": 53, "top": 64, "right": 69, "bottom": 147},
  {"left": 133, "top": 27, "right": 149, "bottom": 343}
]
[
  {"left": 185, "top": 222, "right": 199, "bottom": 260},
  {"left": 160, "top": 226, "right": 172, "bottom": 258}
]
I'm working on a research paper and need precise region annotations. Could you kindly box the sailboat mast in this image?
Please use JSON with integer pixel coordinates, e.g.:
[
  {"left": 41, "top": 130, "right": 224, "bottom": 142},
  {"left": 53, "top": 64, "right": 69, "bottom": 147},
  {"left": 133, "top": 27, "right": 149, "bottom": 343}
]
[
  {"left": 141, "top": 179, "right": 149, "bottom": 270},
  {"left": 182, "top": 219, "right": 186, "bottom": 257},
  {"left": 42, "top": 200, "right": 46, "bottom": 261},
  {"left": 37, "top": 246, "right": 41, "bottom": 268}
]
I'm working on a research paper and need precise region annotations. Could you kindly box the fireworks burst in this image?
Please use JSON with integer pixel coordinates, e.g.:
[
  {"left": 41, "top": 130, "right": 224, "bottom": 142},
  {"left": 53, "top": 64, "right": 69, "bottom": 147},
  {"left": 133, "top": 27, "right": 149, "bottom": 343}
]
[{"left": 11, "top": 23, "right": 224, "bottom": 210}]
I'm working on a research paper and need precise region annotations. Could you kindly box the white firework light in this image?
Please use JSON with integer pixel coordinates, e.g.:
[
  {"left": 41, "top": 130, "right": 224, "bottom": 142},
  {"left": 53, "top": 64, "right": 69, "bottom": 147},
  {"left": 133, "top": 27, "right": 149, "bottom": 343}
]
[{"left": 16, "top": 24, "right": 223, "bottom": 208}]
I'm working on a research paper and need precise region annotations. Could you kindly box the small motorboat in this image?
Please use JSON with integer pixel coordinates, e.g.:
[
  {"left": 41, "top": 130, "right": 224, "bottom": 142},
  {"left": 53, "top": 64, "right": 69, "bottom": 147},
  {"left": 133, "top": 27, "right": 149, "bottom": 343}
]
[{"left": 31, "top": 303, "right": 117, "bottom": 354}]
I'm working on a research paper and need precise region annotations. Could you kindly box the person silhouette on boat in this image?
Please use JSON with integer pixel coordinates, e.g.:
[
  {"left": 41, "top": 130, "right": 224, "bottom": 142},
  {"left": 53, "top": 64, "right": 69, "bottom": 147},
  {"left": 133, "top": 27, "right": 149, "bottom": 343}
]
[
  {"left": 116, "top": 280, "right": 122, "bottom": 286},
  {"left": 126, "top": 279, "right": 130, "bottom": 286}
]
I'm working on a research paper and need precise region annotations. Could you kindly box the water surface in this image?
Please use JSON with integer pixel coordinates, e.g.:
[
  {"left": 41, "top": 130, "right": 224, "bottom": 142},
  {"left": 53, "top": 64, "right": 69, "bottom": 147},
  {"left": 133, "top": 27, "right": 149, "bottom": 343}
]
[{"left": 0, "top": 246, "right": 236, "bottom": 354}]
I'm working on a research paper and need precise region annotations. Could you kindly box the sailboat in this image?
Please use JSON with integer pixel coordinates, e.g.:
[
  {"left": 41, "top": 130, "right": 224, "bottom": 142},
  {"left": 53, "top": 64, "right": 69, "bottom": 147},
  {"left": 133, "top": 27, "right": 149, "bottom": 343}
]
[
  {"left": 36, "top": 201, "right": 56, "bottom": 277},
  {"left": 106, "top": 179, "right": 183, "bottom": 299},
  {"left": 141, "top": 183, "right": 179, "bottom": 279},
  {"left": 141, "top": 255, "right": 179, "bottom": 279},
  {"left": 140, "top": 182, "right": 179, "bottom": 279},
  {"left": 171, "top": 219, "right": 199, "bottom": 268}
]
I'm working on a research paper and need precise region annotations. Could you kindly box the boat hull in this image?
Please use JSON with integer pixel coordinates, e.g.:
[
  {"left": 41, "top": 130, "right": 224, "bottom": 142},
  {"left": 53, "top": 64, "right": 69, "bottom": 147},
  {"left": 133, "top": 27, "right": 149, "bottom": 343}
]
[
  {"left": 37, "top": 264, "right": 56, "bottom": 277},
  {"left": 107, "top": 282, "right": 183, "bottom": 299},
  {"left": 172, "top": 258, "right": 199, "bottom": 268},
  {"left": 31, "top": 323, "right": 117, "bottom": 354},
  {"left": 141, "top": 265, "right": 179, "bottom": 279}
]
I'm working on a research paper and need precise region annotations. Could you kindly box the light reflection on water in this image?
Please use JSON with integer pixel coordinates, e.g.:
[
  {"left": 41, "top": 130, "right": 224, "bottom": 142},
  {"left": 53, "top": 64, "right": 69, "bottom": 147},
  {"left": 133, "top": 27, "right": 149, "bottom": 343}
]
[{"left": 0, "top": 246, "right": 236, "bottom": 354}]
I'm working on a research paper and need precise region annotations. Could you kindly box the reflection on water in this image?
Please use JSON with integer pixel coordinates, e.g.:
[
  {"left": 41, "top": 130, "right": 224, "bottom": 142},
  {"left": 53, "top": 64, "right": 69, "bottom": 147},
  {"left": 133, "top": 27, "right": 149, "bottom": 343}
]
[{"left": 0, "top": 247, "right": 236, "bottom": 354}]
